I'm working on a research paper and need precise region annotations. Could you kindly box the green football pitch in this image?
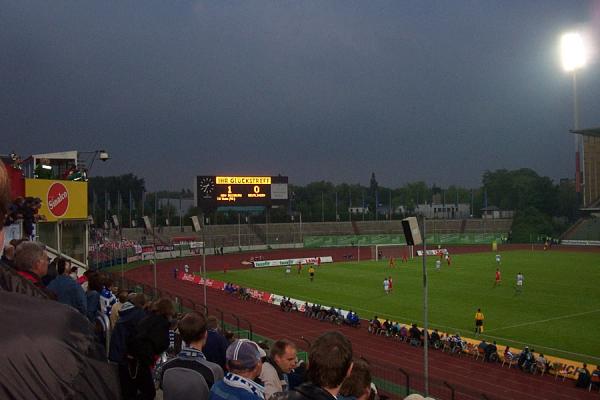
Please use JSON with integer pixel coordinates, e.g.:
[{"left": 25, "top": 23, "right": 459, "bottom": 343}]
[{"left": 207, "top": 250, "right": 600, "bottom": 364}]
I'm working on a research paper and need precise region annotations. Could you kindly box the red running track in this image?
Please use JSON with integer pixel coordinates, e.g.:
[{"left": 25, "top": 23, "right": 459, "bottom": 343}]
[{"left": 124, "top": 249, "right": 599, "bottom": 400}]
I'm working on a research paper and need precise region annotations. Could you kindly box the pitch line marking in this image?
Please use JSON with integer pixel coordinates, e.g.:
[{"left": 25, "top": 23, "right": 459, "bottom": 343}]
[{"left": 485, "top": 308, "right": 600, "bottom": 332}]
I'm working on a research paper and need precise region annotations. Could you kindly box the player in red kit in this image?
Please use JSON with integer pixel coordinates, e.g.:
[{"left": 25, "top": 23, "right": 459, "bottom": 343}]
[{"left": 494, "top": 268, "right": 502, "bottom": 287}]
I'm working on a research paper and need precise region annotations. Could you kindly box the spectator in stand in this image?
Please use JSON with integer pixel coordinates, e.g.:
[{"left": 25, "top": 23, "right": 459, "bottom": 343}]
[
  {"left": 259, "top": 339, "right": 298, "bottom": 399},
  {"left": 503, "top": 346, "right": 513, "bottom": 361},
  {"left": 47, "top": 258, "right": 87, "bottom": 315},
  {"left": 399, "top": 324, "right": 408, "bottom": 341},
  {"left": 1, "top": 243, "right": 16, "bottom": 268},
  {"left": 590, "top": 366, "right": 600, "bottom": 390},
  {"left": 109, "top": 293, "right": 148, "bottom": 362},
  {"left": 14, "top": 241, "right": 49, "bottom": 289},
  {"left": 381, "top": 320, "right": 391, "bottom": 336},
  {"left": 523, "top": 348, "right": 536, "bottom": 373},
  {"left": 110, "top": 290, "right": 130, "bottom": 328},
  {"left": 85, "top": 271, "right": 102, "bottom": 322},
  {"left": 109, "top": 292, "right": 150, "bottom": 399},
  {"left": 575, "top": 363, "right": 591, "bottom": 388},
  {"left": 535, "top": 353, "right": 548, "bottom": 373},
  {"left": 203, "top": 315, "right": 229, "bottom": 369},
  {"left": 484, "top": 341, "right": 498, "bottom": 362},
  {"left": 5, "top": 196, "right": 24, "bottom": 226},
  {"left": 338, "top": 358, "right": 376, "bottom": 400},
  {"left": 160, "top": 311, "right": 224, "bottom": 400},
  {"left": 344, "top": 310, "right": 355, "bottom": 326},
  {"left": 429, "top": 329, "right": 441, "bottom": 348},
  {"left": 125, "top": 298, "right": 175, "bottom": 400},
  {"left": 409, "top": 324, "right": 422, "bottom": 346},
  {"left": 368, "top": 316, "right": 381, "bottom": 334},
  {"left": 302, "top": 301, "right": 309, "bottom": 315},
  {"left": 99, "top": 275, "right": 118, "bottom": 319},
  {"left": 0, "top": 161, "right": 121, "bottom": 398},
  {"left": 210, "top": 339, "right": 267, "bottom": 400},
  {"left": 41, "top": 256, "right": 59, "bottom": 287},
  {"left": 285, "top": 331, "right": 353, "bottom": 400}
]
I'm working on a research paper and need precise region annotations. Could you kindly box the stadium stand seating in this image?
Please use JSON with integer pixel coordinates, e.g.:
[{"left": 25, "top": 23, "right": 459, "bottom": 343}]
[{"left": 564, "top": 217, "right": 600, "bottom": 241}]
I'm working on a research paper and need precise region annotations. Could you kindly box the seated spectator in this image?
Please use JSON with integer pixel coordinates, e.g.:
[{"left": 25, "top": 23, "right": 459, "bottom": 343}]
[
  {"left": 14, "top": 241, "right": 50, "bottom": 291},
  {"left": 575, "top": 363, "right": 591, "bottom": 388},
  {"left": 238, "top": 287, "right": 250, "bottom": 300},
  {"left": 350, "top": 311, "right": 360, "bottom": 327},
  {"left": 368, "top": 316, "right": 381, "bottom": 335},
  {"left": 338, "top": 358, "right": 375, "bottom": 400},
  {"left": 159, "top": 311, "right": 224, "bottom": 399},
  {"left": 399, "top": 325, "right": 408, "bottom": 342},
  {"left": 517, "top": 346, "right": 530, "bottom": 369},
  {"left": 590, "top": 365, "right": 600, "bottom": 390},
  {"left": 47, "top": 258, "right": 87, "bottom": 315},
  {"left": 390, "top": 321, "right": 400, "bottom": 337},
  {"left": 429, "top": 329, "right": 441, "bottom": 348},
  {"left": 344, "top": 310, "right": 354, "bottom": 325},
  {"left": 449, "top": 333, "right": 465, "bottom": 353},
  {"left": 409, "top": 324, "right": 421, "bottom": 346},
  {"left": 477, "top": 339, "right": 488, "bottom": 355},
  {"left": 535, "top": 353, "right": 548, "bottom": 373},
  {"left": 210, "top": 339, "right": 267, "bottom": 400},
  {"left": 522, "top": 348, "right": 536, "bottom": 373},
  {"left": 503, "top": 346, "right": 513, "bottom": 361},
  {"left": 302, "top": 302, "right": 310, "bottom": 316},
  {"left": 382, "top": 320, "right": 392, "bottom": 336},
  {"left": 484, "top": 341, "right": 498, "bottom": 362}
]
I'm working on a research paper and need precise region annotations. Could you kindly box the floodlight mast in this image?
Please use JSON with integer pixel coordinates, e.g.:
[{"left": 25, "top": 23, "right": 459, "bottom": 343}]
[{"left": 560, "top": 32, "right": 587, "bottom": 202}]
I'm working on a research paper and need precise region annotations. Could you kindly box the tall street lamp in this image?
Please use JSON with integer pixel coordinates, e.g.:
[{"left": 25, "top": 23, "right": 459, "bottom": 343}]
[{"left": 560, "top": 32, "right": 588, "bottom": 203}]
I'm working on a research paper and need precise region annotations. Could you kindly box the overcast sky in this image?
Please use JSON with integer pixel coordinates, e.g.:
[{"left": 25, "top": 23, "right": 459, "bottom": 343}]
[{"left": 2, "top": 1, "right": 600, "bottom": 190}]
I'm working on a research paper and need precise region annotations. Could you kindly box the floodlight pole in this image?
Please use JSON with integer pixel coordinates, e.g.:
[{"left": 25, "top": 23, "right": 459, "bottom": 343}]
[
  {"left": 202, "top": 220, "right": 207, "bottom": 308},
  {"left": 422, "top": 216, "right": 429, "bottom": 397},
  {"left": 152, "top": 221, "right": 158, "bottom": 297}
]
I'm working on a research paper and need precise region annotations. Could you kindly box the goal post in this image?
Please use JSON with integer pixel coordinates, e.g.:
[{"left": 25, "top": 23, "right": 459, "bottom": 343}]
[{"left": 374, "top": 243, "right": 414, "bottom": 261}]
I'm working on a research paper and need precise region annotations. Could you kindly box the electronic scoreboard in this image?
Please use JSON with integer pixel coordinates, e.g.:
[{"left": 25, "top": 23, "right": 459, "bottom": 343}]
[{"left": 195, "top": 175, "right": 288, "bottom": 210}]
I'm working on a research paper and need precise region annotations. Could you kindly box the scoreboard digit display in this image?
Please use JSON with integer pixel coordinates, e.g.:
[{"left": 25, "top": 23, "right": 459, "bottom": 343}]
[{"left": 195, "top": 175, "right": 288, "bottom": 210}]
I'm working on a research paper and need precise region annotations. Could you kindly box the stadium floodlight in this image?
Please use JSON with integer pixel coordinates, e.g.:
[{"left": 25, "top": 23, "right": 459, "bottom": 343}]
[
  {"left": 560, "top": 32, "right": 587, "bottom": 72},
  {"left": 560, "top": 31, "right": 588, "bottom": 202}
]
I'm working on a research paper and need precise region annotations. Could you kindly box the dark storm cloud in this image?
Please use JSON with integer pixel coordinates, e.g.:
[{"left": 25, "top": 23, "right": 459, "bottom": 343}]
[{"left": 2, "top": 0, "right": 599, "bottom": 189}]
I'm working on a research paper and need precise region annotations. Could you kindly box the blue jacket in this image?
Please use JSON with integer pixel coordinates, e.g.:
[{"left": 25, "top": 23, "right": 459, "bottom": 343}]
[
  {"left": 204, "top": 329, "right": 229, "bottom": 369},
  {"left": 47, "top": 275, "right": 87, "bottom": 315}
]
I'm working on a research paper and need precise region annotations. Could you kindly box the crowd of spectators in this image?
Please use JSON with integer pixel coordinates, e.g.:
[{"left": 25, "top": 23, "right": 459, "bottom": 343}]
[
  {"left": 4, "top": 196, "right": 45, "bottom": 238},
  {"left": 224, "top": 282, "right": 251, "bottom": 300},
  {"left": 304, "top": 303, "right": 345, "bottom": 325},
  {"left": 280, "top": 297, "right": 298, "bottom": 312}
]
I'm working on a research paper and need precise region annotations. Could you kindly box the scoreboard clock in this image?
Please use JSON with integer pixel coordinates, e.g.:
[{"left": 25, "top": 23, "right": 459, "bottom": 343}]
[{"left": 195, "top": 175, "right": 288, "bottom": 210}]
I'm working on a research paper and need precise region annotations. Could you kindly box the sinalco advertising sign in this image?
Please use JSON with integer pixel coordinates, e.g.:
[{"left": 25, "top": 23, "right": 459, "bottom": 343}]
[{"left": 25, "top": 179, "right": 88, "bottom": 222}]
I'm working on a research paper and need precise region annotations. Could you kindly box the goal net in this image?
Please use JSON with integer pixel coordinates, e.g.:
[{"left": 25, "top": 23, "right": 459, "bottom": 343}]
[{"left": 374, "top": 244, "right": 414, "bottom": 261}]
